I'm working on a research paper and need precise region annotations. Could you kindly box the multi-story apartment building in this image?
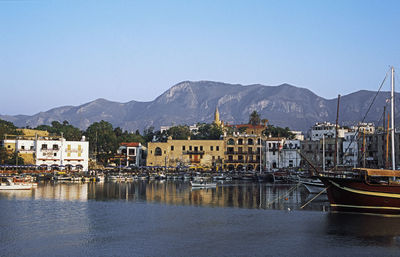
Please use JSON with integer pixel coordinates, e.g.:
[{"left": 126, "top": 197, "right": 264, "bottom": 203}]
[
  {"left": 224, "top": 134, "right": 262, "bottom": 171},
  {"left": 300, "top": 137, "right": 344, "bottom": 170},
  {"left": 309, "top": 122, "right": 348, "bottom": 141}
]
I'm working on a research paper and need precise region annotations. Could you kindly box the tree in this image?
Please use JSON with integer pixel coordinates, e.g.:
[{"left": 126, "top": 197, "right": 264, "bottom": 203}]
[
  {"left": 192, "top": 123, "right": 223, "bottom": 140},
  {"left": 85, "top": 120, "right": 118, "bottom": 164},
  {"left": 0, "top": 119, "right": 20, "bottom": 140},
  {"left": 167, "top": 125, "right": 191, "bottom": 140},
  {"left": 35, "top": 120, "right": 82, "bottom": 141},
  {"left": 263, "top": 125, "right": 294, "bottom": 139},
  {"left": 249, "top": 111, "right": 261, "bottom": 125}
]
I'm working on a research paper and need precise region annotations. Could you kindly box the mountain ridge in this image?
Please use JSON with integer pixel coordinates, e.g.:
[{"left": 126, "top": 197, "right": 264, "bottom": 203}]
[{"left": 1, "top": 81, "right": 398, "bottom": 132}]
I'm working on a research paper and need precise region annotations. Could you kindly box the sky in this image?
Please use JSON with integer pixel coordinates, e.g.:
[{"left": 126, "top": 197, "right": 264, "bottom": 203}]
[{"left": 1, "top": 0, "right": 400, "bottom": 115}]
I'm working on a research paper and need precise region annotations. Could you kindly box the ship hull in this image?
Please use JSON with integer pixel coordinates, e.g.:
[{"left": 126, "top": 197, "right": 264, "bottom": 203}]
[{"left": 319, "top": 176, "right": 400, "bottom": 216}]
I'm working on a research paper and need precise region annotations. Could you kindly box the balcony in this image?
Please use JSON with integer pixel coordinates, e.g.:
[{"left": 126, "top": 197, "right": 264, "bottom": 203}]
[{"left": 183, "top": 150, "right": 205, "bottom": 155}]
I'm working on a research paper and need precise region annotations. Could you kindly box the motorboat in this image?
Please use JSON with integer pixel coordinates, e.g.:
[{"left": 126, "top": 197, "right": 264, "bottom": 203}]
[
  {"left": 0, "top": 177, "right": 33, "bottom": 190},
  {"left": 190, "top": 179, "right": 216, "bottom": 188}
]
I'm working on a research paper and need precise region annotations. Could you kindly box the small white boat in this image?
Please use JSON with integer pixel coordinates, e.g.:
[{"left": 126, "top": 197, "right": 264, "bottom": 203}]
[
  {"left": 301, "top": 178, "right": 326, "bottom": 194},
  {"left": 0, "top": 177, "right": 33, "bottom": 190},
  {"left": 190, "top": 180, "right": 217, "bottom": 188}
]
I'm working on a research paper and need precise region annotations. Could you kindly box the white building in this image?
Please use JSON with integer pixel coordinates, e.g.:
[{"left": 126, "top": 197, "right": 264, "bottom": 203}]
[
  {"left": 117, "top": 142, "right": 143, "bottom": 166},
  {"left": 160, "top": 124, "right": 199, "bottom": 134},
  {"left": 290, "top": 131, "right": 304, "bottom": 141},
  {"left": 280, "top": 139, "right": 302, "bottom": 168},
  {"left": 310, "top": 122, "right": 348, "bottom": 141},
  {"left": 342, "top": 131, "right": 358, "bottom": 167},
  {"left": 4, "top": 136, "right": 89, "bottom": 171},
  {"left": 350, "top": 122, "right": 375, "bottom": 134},
  {"left": 264, "top": 138, "right": 301, "bottom": 169},
  {"left": 36, "top": 137, "right": 89, "bottom": 171}
]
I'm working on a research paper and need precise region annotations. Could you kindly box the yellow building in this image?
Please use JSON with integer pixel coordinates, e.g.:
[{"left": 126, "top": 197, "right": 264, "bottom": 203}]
[
  {"left": 224, "top": 135, "right": 265, "bottom": 171},
  {"left": 2, "top": 129, "right": 50, "bottom": 165},
  {"left": 147, "top": 137, "right": 224, "bottom": 170}
]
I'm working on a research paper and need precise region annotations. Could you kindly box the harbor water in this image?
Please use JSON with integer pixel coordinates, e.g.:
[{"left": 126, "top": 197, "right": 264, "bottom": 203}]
[{"left": 1, "top": 181, "right": 400, "bottom": 256}]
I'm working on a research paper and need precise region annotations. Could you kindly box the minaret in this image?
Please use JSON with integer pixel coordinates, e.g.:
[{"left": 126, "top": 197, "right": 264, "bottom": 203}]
[{"left": 214, "top": 107, "right": 222, "bottom": 126}]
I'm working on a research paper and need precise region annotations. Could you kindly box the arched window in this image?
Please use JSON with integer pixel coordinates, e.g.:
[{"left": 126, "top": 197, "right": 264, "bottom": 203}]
[
  {"left": 155, "top": 147, "right": 162, "bottom": 156},
  {"left": 247, "top": 138, "right": 253, "bottom": 145},
  {"left": 227, "top": 138, "right": 235, "bottom": 145},
  {"left": 238, "top": 139, "right": 243, "bottom": 145}
]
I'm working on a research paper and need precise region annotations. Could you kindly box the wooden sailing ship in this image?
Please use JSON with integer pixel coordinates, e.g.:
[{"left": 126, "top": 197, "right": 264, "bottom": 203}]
[{"left": 318, "top": 67, "right": 400, "bottom": 216}]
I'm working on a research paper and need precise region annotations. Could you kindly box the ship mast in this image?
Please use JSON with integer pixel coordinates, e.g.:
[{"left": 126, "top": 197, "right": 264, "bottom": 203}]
[{"left": 391, "top": 66, "right": 396, "bottom": 170}]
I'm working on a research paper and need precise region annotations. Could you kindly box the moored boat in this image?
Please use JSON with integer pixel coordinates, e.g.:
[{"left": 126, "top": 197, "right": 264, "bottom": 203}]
[
  {"left": 318, "top": 169, "right": 400, "bottom": 216},
  {"left": 0, "top": 177, "right": 33, "bottom": 190},
  {"left": 318, "top": 67, "right": 400, "bottom": 216},
  {"left": 300, "top": 178, "right": 326, "bottom": 194},
  {"left": 190, "top": 179, "right": 216, "bottom": 188}
]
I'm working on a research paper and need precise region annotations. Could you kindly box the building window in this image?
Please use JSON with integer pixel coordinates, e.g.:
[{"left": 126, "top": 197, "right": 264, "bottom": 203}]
[
  {"left": 182, "top": 146, "right": 186, "bottom": 151},
  {"left": 238, "top": 139, "right": 243, "bottom": 145},
  {"left": 155, "top": 147, "right": 162, "bottom": 156},
  {"left": 128, "top": 148, "right": 136, "bottom": 155},
  {"left": 30, "top": 146, "right": 34, "bottom": 150},
  {"left": 189, "top": 146, "right": 192, "bottom": 151},
  {"left": 21, "top": 146, "right": 25, "bottom": 150},
  {"left": 200, "top": 146, "right": 203, "bottom": 151},
  {"left": 210, "top": 146, "right": 214, "bottom": 151},
  {"left": 41, "top": 144, "right": 47, "bottom": 150},
  {"left": 53, "top": 144, "right": 58, "bottom": 150},
  {"left": 227, "top": 138, "right": 235, "bottom": 145},
  {"left": 171, "top": 146, "right": 174, "bottom": 151},
  {"left": 216, "top": 146, "right": 219, "bottom": 151},
  {"left": 247, "top": 139, "right": 253, "bottom": 145},
  {"left": 7, "top": 145, "right": 10, "bottom": 148},
  {"left": 54, "top": 153, "right": 57, "bottom": 157}
]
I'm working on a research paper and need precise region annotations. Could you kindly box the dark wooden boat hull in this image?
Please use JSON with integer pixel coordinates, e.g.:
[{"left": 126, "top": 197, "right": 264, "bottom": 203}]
[{"left": 319, "top": 176, "right": 400, "bottom": 216}]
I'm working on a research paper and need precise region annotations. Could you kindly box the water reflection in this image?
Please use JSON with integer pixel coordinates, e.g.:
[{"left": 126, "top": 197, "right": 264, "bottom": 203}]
[
  {"left": 326, "top": 213, "right": 400, "bottom": 247},
  {"left": 2, "top": 181, "right": 400, "bottom": 256},
  {"left": 0, "top": 181, "right": 329, "bottom": 211}
]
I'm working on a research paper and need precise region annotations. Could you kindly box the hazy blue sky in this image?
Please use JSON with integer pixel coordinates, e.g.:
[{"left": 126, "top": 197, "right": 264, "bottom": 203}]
[{"left": 1, "top": 0, "right": 400, "bottom": 115}]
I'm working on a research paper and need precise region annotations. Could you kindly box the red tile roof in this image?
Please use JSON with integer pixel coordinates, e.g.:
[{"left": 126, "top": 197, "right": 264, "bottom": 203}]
[{"left": 121, "top": 142, "right": 140, "bottom": 147}]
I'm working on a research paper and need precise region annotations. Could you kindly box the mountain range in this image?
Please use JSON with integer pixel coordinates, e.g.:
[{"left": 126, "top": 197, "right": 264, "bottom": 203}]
[{"left": 1, "top": 81, "right": 398, "bottom": 132}]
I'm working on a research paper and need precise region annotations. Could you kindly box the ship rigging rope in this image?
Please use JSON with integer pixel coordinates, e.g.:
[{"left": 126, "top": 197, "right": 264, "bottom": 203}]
[
  {"left": 341, "top": 68, "right": 390, "bottom": 165},
  {"left": 266, "top": 182, "right": 302, "bottom": 206}
]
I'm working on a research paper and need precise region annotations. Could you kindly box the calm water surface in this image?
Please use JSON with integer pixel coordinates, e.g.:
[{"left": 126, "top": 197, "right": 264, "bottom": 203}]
[{"left": 1, "top": 181, "right": 400, "bottom": 256}]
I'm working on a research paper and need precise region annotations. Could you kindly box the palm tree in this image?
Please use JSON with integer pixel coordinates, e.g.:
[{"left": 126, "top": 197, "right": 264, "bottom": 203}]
[{"left": 249, "top": 111, "right": 261, "bottom": 125}]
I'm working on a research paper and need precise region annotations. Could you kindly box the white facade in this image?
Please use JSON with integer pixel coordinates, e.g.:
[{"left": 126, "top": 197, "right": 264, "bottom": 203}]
[
  {"left": 4, "top": 137, "right": 89, "bottom": 171},
  {"left": 350, "top": 122, "right": 375, "bottom": 134},
  {"left": 290, "top": 131, "right": 304, "bottom": 141},
  {"left": 264, "top": 138, "right": 300, "bottom": 169},
  {"left": 160, "top": 124, "right": 198, "bottom": 133},
  {"left": 36, "top": 138, "right": 89, "bottom": 171},
  {"left": 342, "top": 132, "right": 358, "bottom": 167},
  {"left": 310, "top": 122, "right": 348, "bottom": 141},
  {"left": 118, "top": 143, "right": 142, "bottom": 166}
]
